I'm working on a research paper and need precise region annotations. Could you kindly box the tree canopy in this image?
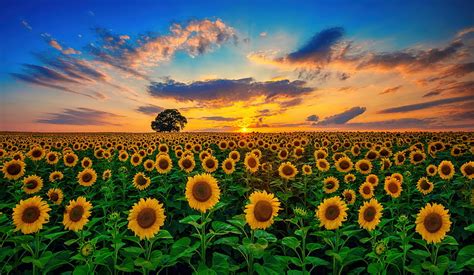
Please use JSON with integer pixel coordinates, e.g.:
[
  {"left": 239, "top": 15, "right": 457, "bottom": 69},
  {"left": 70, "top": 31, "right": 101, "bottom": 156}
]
[{"left": 151, "top": 109, "right": 187, "bottom": 132}]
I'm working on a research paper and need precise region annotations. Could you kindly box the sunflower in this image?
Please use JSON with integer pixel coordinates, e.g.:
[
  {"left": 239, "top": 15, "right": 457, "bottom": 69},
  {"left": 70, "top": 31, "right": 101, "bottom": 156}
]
[
  {"left": 156, "top": 154, "right": 173, "bottom": 174},
  {"left": 380, "top": 158, "right": 391, "bottom": 171},
  {"left": 63, "top": 196, "right": 92, "bottom": 231},
  {"left": 278, "top": 162, "right": 298, "bottom": 180},
  {"left": 244, "top": 153, "right": 260, "bottom": 173},
  {"left": 102, "top": 169, "right": 112, "bottom": 180},
  {"left": 391, "top": 173, "right": 404, "bottom": 184},
  {"left": 63, "top": 152, "right": 78, "bottom": 167},
  {"left": 23, "top": 175, "right": 43, "bottom": 194},
  {"left": 415, "top": 203, "right": 451, "bottom": 243},
  {"left": 128, "top": 198, "right": 166, "bottom": 240},
  {"left": 278, "top": 149, "right": 289, "bottom": 160},
  {"left": 358, "top": 198, "right": 383, "bottom": 231},
  {"left": 81, "top": 157, "right": 93, "bottom": 168},
  {"left": 133, "top": 172, "right": 151, "bottom": 190},
  {"left": 49, "top": 171, "right": 64, "bottom": 182},
  {"left": 47, "top": 188, "right": 64, "bottom": 205},
  {"left": 344, "top": 173, "right": 356, "bottom": 183},
  {"left": 355, "top": 159, "right": 373, "bottom": 175},
  {"left": 2, "top": 159, "right": 26, "bottom": 180},
  {"left": 426, "top": 164, "right": 437, "bottom": 177},
  {"left": 314, "top": 159, "right": 328, "bottom": 172},
  {"left": 130, "top": 153, "right": 142, "bottom": 166},
  {"left": 28, "top": 147, "right": 45, "bottom": 161},
  {"left": 323, "top": 177, "right": 339, "bottom": 194},
  {"left": 359, "top": 181, "right": 374, "bottom": 199},
  {"left": 293, "top": 146, "right": 304, "bottom": 159},
  {"left": 438, "top": 160, "right": 455, "bottom": 180},
  {"left": 335, "top": 157, "right": 353, "bottom": 173},
  {"left": 409, "top": 150, "right": 426, "bottom": 165},
  {"left": 245, "top": 190, "right": 281, "bottom": 230},
  {"left": 143, "top": 159, "right": 155, "bottom": 172},
  {"left": 342, "top": 189, "right": 356, "bottom": 204},
  {"left": 179, "top": 155, "right": 196, "bottom": 173},
  {"left": 460, "top": 161, "right": 474, "bottom": 179},
  {"left": 222, "top": 158, "right": 235, "bottom": 174},
  {"left": 185, "top": 173, "right": 220, "bottom": 212},
  {"left": 12, "top": 196, "right": 50, "bottom": 234},
  {"left": 393, "top": 151, "right": 406, "bottom": 166},
  {"left": 77, "top": 168, "right": 97, "bottom": 187},
  {"left": 229, "top": 151, "right": 241, "bottom": 162},
  {"left": 316, "top": 196, "right": 348, "bottom": 230},
  {"left": 416, "top": 177, "right": 434, "bottom": 195},
  {"left": 46, "top": 152, "right": 60, "bottom": 165},
  {"left": 118, "top": 150, "right": 129, "bottom": 162},
  {"left": 384, "top": 177, "right": 402, "bottom": 198},
  {"left": 302, "top": 164, "right": 312, "bottom": 175},
  {"left": 314, "top": 149, "right": 328, "bottom": 160},
  {"left": 202, "top": 155, "right": 218, "bottom": 173},
  {"left": 366, "top": 174, "right": 379, "bottom": 187}
]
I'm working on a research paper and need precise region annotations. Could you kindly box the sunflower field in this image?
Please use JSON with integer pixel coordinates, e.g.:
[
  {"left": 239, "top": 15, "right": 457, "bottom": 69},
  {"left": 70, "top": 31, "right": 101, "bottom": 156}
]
[{"left": 0, "top": 132, "right": 473, "bottom": 274}]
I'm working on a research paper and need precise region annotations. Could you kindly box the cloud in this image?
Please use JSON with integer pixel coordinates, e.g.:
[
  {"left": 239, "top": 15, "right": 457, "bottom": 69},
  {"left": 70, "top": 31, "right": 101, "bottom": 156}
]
[
  {"left": 306, "top": 114, "right": 319, "bottom": 122},
  {"left": 87, "top": 19, "right": 237, "bottom": 77},
  {"left": 379, "top": 95, "right": 474, "bottom": 114},
  {"left": 259, "top": 32, "right": 267, "bottom": 37},
  {"left": 148, "top": 77, "right": 314, "bottom": 106},
  {"left": 21, "top": 20, "right": 32, "bottom": 30},
  {"left": 456, "top": 26, "right": 474, "bottom": 38},
  {"left": 42, "top": 33, "right": 81, "bottom": 55},
  {"left": 36, "top": 108, "right": 123, "bottom": 125},
  {"left": 136, "top": 104, "right": 165, "bottom": 115},
  {"left": 201, "top": 116, "right": 240, "bottom": 121},
  {"left": 380, "top": 85, "right": 402, "bottom": 95},
  {"left": 420, "top": 63, "right": 474, "bottom": 84},
  {"left": 315, "top": 106, "right": 366, "bottom": 125}
]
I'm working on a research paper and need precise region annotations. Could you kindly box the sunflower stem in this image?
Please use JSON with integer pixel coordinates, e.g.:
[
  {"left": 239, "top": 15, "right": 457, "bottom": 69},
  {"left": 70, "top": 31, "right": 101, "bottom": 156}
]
[
  {"left": 200, "top": 211, "right": 207, "bottom": 266},
  {"left": 248, "top": 229, "right": 255, "bottom": 274}
]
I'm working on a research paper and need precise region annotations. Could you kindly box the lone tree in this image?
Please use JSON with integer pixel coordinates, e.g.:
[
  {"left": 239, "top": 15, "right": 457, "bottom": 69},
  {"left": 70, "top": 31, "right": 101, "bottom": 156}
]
[{"left": 151, "top": 109, "right": 187, "bottom": 132}]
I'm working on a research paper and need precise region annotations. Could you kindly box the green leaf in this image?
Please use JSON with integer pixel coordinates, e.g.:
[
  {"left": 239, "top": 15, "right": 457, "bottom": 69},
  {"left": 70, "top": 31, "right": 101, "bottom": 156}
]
[
  {"left": 305, "top": 256, "right": 329, "bottom": 267},
  {"left": 456, "top": 244, "right": 474, "bottom": 269},
  {"left": 211, "top": 252, "right": 230, "bottom": 274},
  {"left": 213, "top": 236, "right": 239, "bottom": 246},
  {"left": 282, "top": 237, "right": 300, "bottom": 250},
  {"left": 367, "top": 262, "right": 383, "bottom": 274},
  {"left": 421, "top": 261, "right": 439, "bottom": 273},
  {"left": 122, "top": 246, "right": 144, "bottom": 257},
  {"left": 410, "top": 249, "right": 430, "bottom": 258},
  {"left": 211, "top": 221, "right": 240, "bottom": 234},
  {"left": 170, "top": 237, "right": 191, "bottom": 256},
  {"left": 441, "top": 235, "right": 458, "bottom": 246},
  {"left": 43, "top": 231, "right": 68, "bottom": 240},
  {"left": 156, "top": 229, "right": 173, "bottom": 239},
  {"left": 73, "top": 265, "right": 89, "bottom": 275},
  {"left": 254, "top": 230, "right": 277, "bottom": 242},
  {"left": 179, "top": 215, "right": 201, "bottom": 224},
  {"left": 306, "top": 242, "right": 324, "bottom": 252},
  {"left": 254, "top": 263, "right": 279, "bottom": 275},
  {"left": 464, "top": 223, "right": 474, "bottom": 232}
]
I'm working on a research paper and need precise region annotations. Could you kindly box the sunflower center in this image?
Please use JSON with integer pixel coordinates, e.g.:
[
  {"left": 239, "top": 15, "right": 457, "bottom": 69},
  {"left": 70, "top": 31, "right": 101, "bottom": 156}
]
[
  {"left": 32, "top": 150, "right": 42, "bottom": 158},
  {"left": 48, "top": 154, "right": 56, "bottom": 161},
  {"left": 136, "top": 175, "right": 147, "bottom": 186},
  {"left": 325, "top": 205, "right": 340, "bottom": 220},
  {"left": 66, "top": 156, "right": 75, "bottom": 163},
  {"left": 192, "top": 181, "right": 212, "bottom": 202},
  {"left": 26, "top": 180, "right": 38, "bottom": 189},
  {"left": 247, "top": 157, "right": 257, "bottom": 168},
  {"left": 413, "top": 154, "right": 422, "bottom": 162},
  {"left": 420, "top": 180, "right": 430, "bottom": 190},
  {"left": 133, "top": 156, "right": 139, "bottom": 163},
  {"left": 282, "top": 165, "right": 294, "bottom": 176},
  {"left": 423, "top": 213, "right": 442, "bottom": 233},
  {"left": 363, "top": 206, "right": 376, "bottom": 222},
  {"left": 363, "top": 186, "right": 371, "bottom": 194},
  {"left": 254, "top": 200, "right": 273, "bottom": 222},
  {"left": 158, "top": 159, "right": 169, "bottom": 170},
  {"left": 465, "top": 165, "right": 474, "bottom": 175},
  {"left": 22, "top": 206, "right": 40, "bottom": 223},
  {"left": 225, "top": 161, "right": 233, "bottom": 170},
  {"left": 319, "top": 161, "right": 327, "bottom": 168},
  {"left": 360, "top": 163, "right": 369, "bottom": 171},
  {"left": 69, "top": 205, "right": 84, "bottom": 222},
  {"left": 137, "top": 208, "right": 157, "bottom": 229},
  {"left": 83, "top": 160, "right": 90, "bottom": 166},
  {"left": 368, "top": 177, "right": 376, "bottom": 184},
  {"left": 340, "top": 161, "right": 349, "bottom": 169},
  {"left": 398, "top": 155, "right": 404, "bottom": 162},
  {"left": 326, "top": 182, "right": 335, "bottom": 189},
  {"left": 7, "top": 163, "right": 21, "bottom": 175},
  {"left": 441, "top": 165, "right": 451, "bottom": 175},
  {"left": 205, "top": 159, "right": 215, "bottom": 169},
  {"left": 182, "top": 159, "right": 192, "bottom": 169},
  {"left": 50, "top": 192, "right": 59, "bottom": 201},
  {"left": 388, "top": 181, "right": 399, "bottom": 193},
  {"left": 367, "top": 152, "right": 376, "bottom": 159},
  {"left": 280, "top": 151, "right": 287, "bottom": 157},
  {"left": 82, "top": 173, "right": 93, "bottom": 182},
  {"left": 344, "top": 193, "right": 353, "bottom": 201}
]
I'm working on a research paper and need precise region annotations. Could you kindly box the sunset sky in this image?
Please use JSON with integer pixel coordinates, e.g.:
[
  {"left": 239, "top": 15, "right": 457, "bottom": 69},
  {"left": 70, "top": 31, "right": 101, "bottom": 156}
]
[{"left": 1, "top": 0, "right": 473, "bottom": 132}]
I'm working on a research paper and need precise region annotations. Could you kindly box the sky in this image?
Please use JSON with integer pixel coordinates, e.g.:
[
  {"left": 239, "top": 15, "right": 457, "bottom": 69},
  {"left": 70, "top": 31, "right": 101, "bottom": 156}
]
[{"left": 1, "top": 0, "right": 473, "bottom": 132}]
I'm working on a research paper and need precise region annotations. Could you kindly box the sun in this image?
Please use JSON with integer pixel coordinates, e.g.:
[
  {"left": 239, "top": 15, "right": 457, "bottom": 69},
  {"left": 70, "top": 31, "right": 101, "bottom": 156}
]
[{"left": 240, "top": 127, "right": 249, "bottom": 133}]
